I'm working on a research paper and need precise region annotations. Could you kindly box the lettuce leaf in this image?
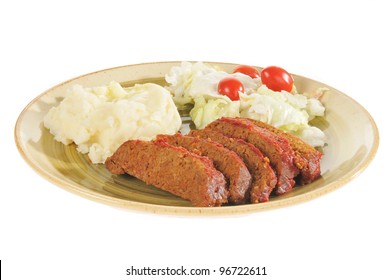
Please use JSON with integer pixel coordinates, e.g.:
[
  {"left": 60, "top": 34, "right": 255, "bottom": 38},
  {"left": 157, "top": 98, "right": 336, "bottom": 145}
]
[{"left": 190, "top": 95, "right": 240, "bottom": 129}]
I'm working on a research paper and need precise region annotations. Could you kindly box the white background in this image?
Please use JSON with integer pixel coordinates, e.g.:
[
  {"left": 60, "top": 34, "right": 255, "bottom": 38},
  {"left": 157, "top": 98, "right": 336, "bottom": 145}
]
[{"left": 1, "top": 0, "right": 390, "bottom": 279}]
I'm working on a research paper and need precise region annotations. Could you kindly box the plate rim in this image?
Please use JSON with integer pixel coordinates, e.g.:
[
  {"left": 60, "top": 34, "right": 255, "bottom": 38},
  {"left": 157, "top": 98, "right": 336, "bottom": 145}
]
[{"left": 14, "top": 61, "right": 380, "bottom": 215}]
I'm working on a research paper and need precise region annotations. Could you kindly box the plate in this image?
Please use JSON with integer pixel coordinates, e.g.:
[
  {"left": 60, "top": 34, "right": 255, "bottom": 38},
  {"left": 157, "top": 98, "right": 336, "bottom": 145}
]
[{"left": 14, "top": 61, "right": 379, "bottom": 215}]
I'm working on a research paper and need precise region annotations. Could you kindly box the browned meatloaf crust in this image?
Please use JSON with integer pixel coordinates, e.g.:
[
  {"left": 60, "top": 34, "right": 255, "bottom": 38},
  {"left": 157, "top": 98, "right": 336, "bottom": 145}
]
[
  {"left": 247, "top": 119, "right": 323, "bottom": 184},
  {"left": 189, "top": 129, "right": 277, "bottom": 203},
  {"left": 105, "top": 140, "right": 228, "bottom": 207},
  {"left": 205, "top": 117, "right": 299, "bottom": 195},
  {"left": 156, "top": 133, "right": 252, "bottom": 205}
]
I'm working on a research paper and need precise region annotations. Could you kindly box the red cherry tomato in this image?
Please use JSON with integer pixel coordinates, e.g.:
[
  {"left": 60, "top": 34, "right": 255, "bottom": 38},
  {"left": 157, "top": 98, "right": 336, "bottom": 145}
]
[
  {"left": 233, "top": 65, "right": 260, "bottom": 79},
  {"left": 217, "top": 77, "right": 244, "bottom": 101},
  {"left": 260, "top": 66, "right": 294, "bottom": 92}
]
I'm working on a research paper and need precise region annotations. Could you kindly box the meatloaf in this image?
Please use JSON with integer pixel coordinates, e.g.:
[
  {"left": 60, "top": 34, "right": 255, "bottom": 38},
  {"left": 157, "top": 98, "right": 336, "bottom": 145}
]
[
  {"left": 205, "top": 117, "right": 299, "bottom": 195},
  {"left": 105, "top": 140, "right": 228, "bottom": 207},
  {"left": 247, "top": 119, "right": 323, "bottom": 184},
  {"left": 189, "top": 129, "right": 277, "bottom": 203},
  {"left": 156, "top": 133, "right": 252, "bottom": 205}
]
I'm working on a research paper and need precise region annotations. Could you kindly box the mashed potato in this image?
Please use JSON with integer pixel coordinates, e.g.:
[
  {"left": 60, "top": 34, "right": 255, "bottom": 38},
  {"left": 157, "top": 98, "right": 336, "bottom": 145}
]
[{"left": 44, "top": 81, "right": 182, "bottom": 163}]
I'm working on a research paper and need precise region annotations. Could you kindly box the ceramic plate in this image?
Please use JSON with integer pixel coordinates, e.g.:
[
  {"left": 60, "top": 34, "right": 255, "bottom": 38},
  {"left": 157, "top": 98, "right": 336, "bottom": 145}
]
[{"left": 14, "top": 62, "right": 379, "bottom": 215}]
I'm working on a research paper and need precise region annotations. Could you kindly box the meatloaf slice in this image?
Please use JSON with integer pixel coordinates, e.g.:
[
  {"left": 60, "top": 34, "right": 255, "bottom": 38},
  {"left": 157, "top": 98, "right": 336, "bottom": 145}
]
[
  {"left": 105, "top": 140, "right": 228, "bottom": 207},
  {"left": 156, "top": 133, "right": 252, "bottom": 205},
  {"left": 189, "top": 129, "right": 277, "bottom": 203},
  {"left": 247, "top": 119, "right": 323, "bottom": 184},
  {"left": 205, "top": 117, "right": 299, "bottom": 195}
]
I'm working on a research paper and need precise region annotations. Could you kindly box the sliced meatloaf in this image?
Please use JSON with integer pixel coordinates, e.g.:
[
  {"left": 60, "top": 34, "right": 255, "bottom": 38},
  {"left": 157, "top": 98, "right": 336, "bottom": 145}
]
[
  {"left": 205, "top": 117, "right": 299, "bottom": 195},
  {"left": 105, "top": 140, "right": 228, "bottom": 207},
  {"left": 156, "top": 133, "right": 252, "bottom": 205},
  {"left": 189, "top": 129, "right": 277, "bottom": 203},
  {"left": 247, "top": 119, "right": 323, "bottom": 184}
]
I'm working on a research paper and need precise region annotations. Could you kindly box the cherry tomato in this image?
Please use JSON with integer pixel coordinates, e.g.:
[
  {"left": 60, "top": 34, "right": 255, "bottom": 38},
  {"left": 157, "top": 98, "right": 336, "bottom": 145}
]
[
  {"left": 233, "top": 65, "right": 260, "bottom": 79},
  {"left": 260, "top": 66, "right": 294, "bottom": 92},
  {"left": 217, "top": 77, "right": 244, "bottom": 101}
]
